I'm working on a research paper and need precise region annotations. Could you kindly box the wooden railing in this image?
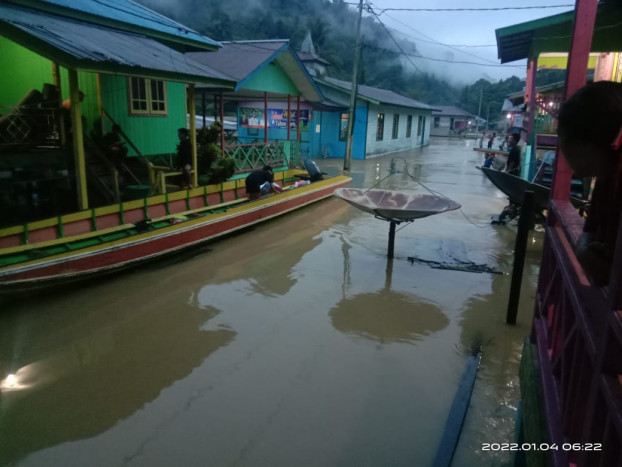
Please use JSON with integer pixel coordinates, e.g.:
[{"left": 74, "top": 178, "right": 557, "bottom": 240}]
[
  {"left": 223, "top": 140, "right": 299, "bottom": 172},
  {"left": 0, "top": 105, "right": 62, "bottom": 150},
  {"left": 529, "top": 200, "right": 622, "bottom": 466}
]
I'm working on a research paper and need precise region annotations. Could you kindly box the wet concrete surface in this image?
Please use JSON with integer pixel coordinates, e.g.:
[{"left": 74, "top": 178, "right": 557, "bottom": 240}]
[{"left": 0, "top": 137, "right": 543, "bottom": 466}]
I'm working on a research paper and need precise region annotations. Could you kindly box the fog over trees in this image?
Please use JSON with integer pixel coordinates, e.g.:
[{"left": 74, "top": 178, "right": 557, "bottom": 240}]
[{"left": 137, "top": 0, "right": 565, "bottom": 119}]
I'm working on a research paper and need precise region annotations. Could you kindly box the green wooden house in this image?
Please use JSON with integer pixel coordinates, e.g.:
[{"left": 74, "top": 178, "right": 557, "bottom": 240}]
[
  {"left": 187, "top": 40, "right": 325, "bottom": 172},
  {"left": 0, "top": 0, "right": 234, "bottom": 225}
]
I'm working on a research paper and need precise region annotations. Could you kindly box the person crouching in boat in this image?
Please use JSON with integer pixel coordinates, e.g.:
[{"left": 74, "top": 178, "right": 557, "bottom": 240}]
[
  {"left": 557, "top": 81, "right": 622, "bottom": 286},
  {"left": 245, "top": 166, "right": 282, "bottom": 200}
]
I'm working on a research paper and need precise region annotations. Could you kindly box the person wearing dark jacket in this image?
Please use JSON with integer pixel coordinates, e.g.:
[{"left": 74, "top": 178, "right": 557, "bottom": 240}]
[
  {"left": 505, "top": 133, "right": 521, "bottom": 175},
  {"left": 176, "top": 128, "right": 193, "bottom": 188},
  {"left": 245, "top": 166, "right": 282, "bottom": 200}
]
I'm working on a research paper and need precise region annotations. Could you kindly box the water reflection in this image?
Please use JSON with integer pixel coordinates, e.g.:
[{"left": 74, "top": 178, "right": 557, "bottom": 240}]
[
  {"left": 0, "top": 293, "right": 234, "bottom": 466},
  {"left": 330, "top": 260, "right": 449, "bottom": 343},
  {"left": 330, "top": 289, "right": 448, "bottom": 344},
  {"left": 0, "top": 139, "right": 541, "bottom": 466},
  {"left": 194, "top": 200, "right": 350, "bottom": 298}
]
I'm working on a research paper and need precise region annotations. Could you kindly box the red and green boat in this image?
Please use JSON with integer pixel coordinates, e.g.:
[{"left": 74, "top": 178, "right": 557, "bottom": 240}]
[{"left": 0, "top": 169, "right": 351, "bottom": 293}]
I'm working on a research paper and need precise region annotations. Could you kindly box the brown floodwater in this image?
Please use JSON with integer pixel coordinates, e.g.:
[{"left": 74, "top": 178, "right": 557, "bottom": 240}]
[{"left": 0, "top": 138, "right": 543, "bottom": 466}]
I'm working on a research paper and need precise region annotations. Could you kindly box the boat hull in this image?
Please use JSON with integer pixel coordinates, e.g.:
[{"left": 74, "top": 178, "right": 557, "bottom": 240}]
[
  {"left": 0, "top": 175, "right": 351, "bottom": 292},
  {"left": 480, "top": 167, "right": 552, "bottom": 210}
]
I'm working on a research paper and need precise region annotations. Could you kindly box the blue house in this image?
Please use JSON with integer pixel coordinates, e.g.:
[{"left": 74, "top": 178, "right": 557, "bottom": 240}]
[{"left": 312, "top": 78, "right": 436, "bottom": 159}]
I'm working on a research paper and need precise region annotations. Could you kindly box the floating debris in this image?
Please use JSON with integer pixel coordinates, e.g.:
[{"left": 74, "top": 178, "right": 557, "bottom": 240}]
[{"left": 407, "top": 256, "right": 503, "bottom": 275}]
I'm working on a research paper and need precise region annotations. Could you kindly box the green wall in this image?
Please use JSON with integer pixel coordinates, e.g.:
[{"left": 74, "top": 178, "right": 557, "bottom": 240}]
[
  {"left": 100, "top": 75, "right": 187, "bottom": 157},
  {"left": 243, "top": 61, "right": 300, "bottom": 95},
  {"left": 0, "top": 37, "right": 100, "bottom": 133},
  {"left": 1, "top": 37, "right": 186, "bottom": 157},
  {"left": 0, "top": 37, "right": 54, "bottom": 107}
]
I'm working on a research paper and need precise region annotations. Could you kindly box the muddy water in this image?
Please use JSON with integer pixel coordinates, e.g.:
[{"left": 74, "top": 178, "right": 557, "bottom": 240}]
[{"left": 0, "top": 138, "right": 543, "bottom": 466}]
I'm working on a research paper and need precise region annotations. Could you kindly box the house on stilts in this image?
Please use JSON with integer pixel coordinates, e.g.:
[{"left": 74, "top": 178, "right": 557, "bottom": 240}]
[{"left": 496, "top": 1, "right": 622, "bottom": 465}]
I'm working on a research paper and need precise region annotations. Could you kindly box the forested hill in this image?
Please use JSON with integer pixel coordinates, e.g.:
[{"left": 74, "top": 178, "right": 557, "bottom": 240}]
[{"left": 136, "top": 0, "right": 564, "bottom": 118}]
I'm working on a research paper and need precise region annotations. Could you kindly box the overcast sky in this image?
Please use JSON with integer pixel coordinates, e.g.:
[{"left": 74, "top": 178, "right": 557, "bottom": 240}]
[{"left": 365, "top": 0, "right": 575, "bottom": 83}]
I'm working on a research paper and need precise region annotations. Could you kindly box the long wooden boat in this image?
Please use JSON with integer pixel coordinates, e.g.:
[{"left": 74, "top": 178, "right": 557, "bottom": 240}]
[
  {"left": 472, "top": 147, "right": 509, "bottom": 157},
  {"left": 0, "top": 169, "right": 351, "bottom": 293},
  {"left": 480, "top": 167, "right": 585, "bottom": 210}
]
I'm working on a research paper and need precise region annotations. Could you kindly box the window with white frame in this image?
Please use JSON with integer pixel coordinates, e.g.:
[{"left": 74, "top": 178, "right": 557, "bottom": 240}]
[
  {"left": 392, "top": 114, "right": 399, "bottom": 139},
  {"left": 376, "top": 113, "right": 385, "bottom": 141},
  {"left": 128, "top": 77, "right": 168, "bottom": 115}
]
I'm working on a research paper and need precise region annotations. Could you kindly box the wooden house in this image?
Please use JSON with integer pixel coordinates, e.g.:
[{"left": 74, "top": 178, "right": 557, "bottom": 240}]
[
  {"left": 314, "top": 77, "right": 435, "bottom": 159},
  {"left": 430, "top": 106, "right": 475, "bottom": 137},
  {"left": 0, "top": 0, "right": 234, "bottom": 225},
  {"left": 187, "top": 40, "right": 325, "bottom": 172},
  {"left": 496, "top": 1, "right": 622, "bottom": 465}
]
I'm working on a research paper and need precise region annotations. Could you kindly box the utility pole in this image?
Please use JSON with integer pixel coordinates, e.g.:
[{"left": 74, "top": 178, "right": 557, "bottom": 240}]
[
  {"left": 344, "top": 0, "right": 364, "bottom": 171},
  {"left": 486, "top": 101, "right": 497, "bottom": 130},
  {"left": 476, "top": 85, "right": 483, "bottom": 132}
]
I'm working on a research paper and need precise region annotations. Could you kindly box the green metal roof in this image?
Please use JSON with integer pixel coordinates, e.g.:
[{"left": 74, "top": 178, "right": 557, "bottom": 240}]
[
  {"left": 0, "top": 3, "right": 235, "bottom": 87},
  {"left": 6, "top": 0, "right": 220, "bottom": 51},
  {"left": 496, "top": 3, "right": 622, "bottom": 64}
]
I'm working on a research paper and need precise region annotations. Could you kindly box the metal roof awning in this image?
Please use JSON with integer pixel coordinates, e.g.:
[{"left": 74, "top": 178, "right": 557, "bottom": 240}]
[
  {"left": 309, "top": 100, "right": 348, "bottom": 111},
  {"left": 11, "top": 0, "right": 221, "bottom": 51},
  {"left": 496, "top": 3, "right": 622, "bottom": 64},
  {"left": 0, "top": 3, "right": 235, "bottom": 87}
]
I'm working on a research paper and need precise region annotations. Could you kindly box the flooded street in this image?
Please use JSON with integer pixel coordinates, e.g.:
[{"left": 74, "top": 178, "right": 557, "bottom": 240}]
[{"left": 0, "top": 137, "right": 543, "bottom": 466}]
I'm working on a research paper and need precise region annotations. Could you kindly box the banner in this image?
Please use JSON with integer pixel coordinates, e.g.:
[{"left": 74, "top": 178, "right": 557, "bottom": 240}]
[
  {"left": 238, "top": 108, "right": 265, "bottom": 128},
  {"left": 239, "top": 107, "right": 310, "bottom": 131}
]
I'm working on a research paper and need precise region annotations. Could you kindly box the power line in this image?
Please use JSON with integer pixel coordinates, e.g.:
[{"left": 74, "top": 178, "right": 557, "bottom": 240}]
[
  {"left": 378, "top": 6, "right": 573, "bottom": 14},
  {"left": 381, "top": 11, "right": 496, "bottom": 47},
  {"left": 366, "top": 6, "right": 423, "bottom": 74},
  {"left": 363, "top": 43, "right": 524, "bottom": 69},
  {"left": 365, "top": 4, "right": 523, "bottom": 73},
  {"left": 345, "top": 3, "right": 575, "bottom": 14},
  {"left": 380, "top": 10, "right": 500, "bottom": 64}
]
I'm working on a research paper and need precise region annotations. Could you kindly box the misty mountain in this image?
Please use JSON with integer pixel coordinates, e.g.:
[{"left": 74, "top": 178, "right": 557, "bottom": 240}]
[{"left": 136, "top": 0, "right": 532, "bottom": 115}]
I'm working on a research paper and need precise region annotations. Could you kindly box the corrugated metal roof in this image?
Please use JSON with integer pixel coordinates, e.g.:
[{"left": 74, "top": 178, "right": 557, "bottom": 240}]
[
  {"left": 495, "top": 10, "right": 574, "bottom": 64},
  {"left": 189, "top": 40, "right": 289, "bottom": 82},
  {"left": 0, "top": 4, "right": 235, "bottom": 85},
  {"left": 298, "top": 52, "right": 330, "bottom": 65},
  {"left": 431, "top": 106, "right": 473, "bottom": 117},
  {"left": 10, "top": 0, "right": 220, "bottom": 50},
  {"left": 188, "top": 40, "right": 324, "bottom": 102},
  {"left": 495, "top": 3, "right": 622, "bottom": 64},
  {"left": 321, "top": 77, "right": 434, "bottom": 111}
]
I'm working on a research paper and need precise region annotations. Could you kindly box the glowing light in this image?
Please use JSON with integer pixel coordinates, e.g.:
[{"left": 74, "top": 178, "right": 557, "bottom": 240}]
[
  {"left": 6, "top": 374, "right": 16, "bottom": 387},
  {"left": 506, "top": 113, "right": 512, "bottom": 119},
  {"left": 548, "top": 102, "right": 554, "bottom": 107}
]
